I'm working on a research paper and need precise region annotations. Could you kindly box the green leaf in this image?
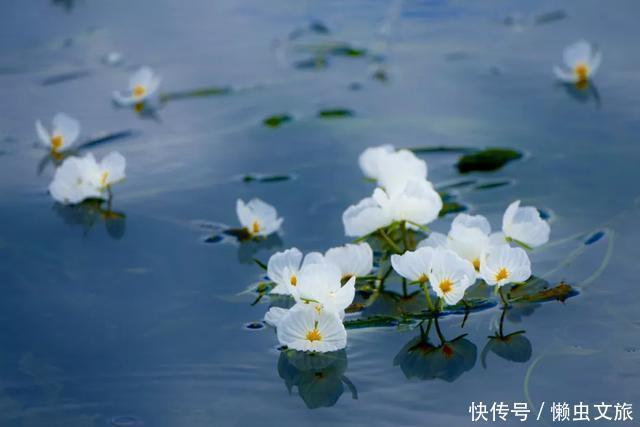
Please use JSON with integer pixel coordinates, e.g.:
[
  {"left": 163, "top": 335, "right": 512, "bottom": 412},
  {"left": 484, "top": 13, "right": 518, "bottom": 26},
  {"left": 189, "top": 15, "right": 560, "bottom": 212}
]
[
  {"left": 318, "top": 109, "right": 354, "bottom": 118},
  {"left": 456, "top": 148, "right": 523, "bottom": 173},
  {"left": 263, "top": 114, "right": 293, "bottom": 128}
]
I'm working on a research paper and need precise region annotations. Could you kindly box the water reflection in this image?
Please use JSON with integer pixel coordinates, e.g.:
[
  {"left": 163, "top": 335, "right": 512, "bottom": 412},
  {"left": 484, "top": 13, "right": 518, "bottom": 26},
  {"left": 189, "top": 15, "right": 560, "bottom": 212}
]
[
  {"left": 277, "top": 349, "right": 356, "bottom": 409},
  {"left": 393, "top": 320, "right": 477, "bottom": 382},
  {"left": 52, "top": 199, "right": 126, "bottom": 239},
  {"left": 557, "top": 81, "right": 601, "bottom": 108},
  {"left": 481, "top": 306, "right": 533, "bottom": 367}
]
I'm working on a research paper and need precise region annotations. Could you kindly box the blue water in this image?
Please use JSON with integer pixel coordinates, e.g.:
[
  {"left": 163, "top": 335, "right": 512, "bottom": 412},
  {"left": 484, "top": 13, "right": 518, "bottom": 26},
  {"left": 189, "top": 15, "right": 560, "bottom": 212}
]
[{"left": 1, "top": 0, "right": 639, "bottom": 425}]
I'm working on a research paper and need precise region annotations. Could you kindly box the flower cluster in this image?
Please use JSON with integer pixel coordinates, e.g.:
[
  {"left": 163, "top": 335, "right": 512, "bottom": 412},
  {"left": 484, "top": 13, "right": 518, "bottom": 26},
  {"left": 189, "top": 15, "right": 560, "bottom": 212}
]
[
  {"left": 257, "top": 144, "right": 551, "bottom": 354},
  {"left": 37, "top": 67, "right": 163, "bottom": 206},
  {"left": 263, "top": 243, "right": 372, "bottom": 352}
]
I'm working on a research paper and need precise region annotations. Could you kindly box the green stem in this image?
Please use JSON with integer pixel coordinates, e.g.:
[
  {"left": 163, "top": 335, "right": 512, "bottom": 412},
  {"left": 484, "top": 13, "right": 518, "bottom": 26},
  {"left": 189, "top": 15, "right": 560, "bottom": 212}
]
[
  {"left": 498, "top": 286, "right": 509, "bottom": 307},
  {"left": 434, "top": 316, "right": 446, "bottom": 346},
  {"left": 402, "top": 278, "right": 407, "bottom": 297},
  {"left": 421, "top": 282, "right": 435, "bottom": 312},
  {"left": 401, "top": 220, "right": 410, "bottom": 251},
  {"left": 378, "top": 229, "right": 402, "bottom": 254},
  {"left": 499, "top": 306, "right": 506, "bottom": 338}
]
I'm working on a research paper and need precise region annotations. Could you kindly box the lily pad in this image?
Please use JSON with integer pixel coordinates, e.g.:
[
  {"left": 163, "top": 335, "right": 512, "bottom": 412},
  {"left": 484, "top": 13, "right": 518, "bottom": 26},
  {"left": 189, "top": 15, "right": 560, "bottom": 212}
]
[
  {"left": 318, "top": 109, "right": 354, "bottom": 118},
  {"left": 263, "top": 114, "right": 293, "bottom": 128},
  {"left": 456, "top": 148, "right": 523, "bottom": 173}
]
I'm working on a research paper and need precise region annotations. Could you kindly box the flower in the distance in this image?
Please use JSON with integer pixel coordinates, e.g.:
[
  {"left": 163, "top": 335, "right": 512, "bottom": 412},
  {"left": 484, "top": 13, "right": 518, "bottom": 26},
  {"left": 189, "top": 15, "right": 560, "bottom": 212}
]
[
  {"left": 236, "top": 198, "right": 283, "bottom": 238},
  {"left": 293, "top": 263, "right": 355, "bottom": 315},
  {"left": 428, "top": 247, "right": 476, "bottom": 306},
  {"left": 276, "top": 304, "right": 347, "bottom": 352},
  {"left": 48, "top": 151, "right": 126, "bottom": 204},
  {"left": 553, "top": 40, "right": 602, "bottom": 85},
  {"left": 447, "top": 213, "right": 492, "bottom": 272},
  {"left": 35, "top": 113, "right": 80, "bottom": 153},
  {"left": 342, "top": 179, "right": 442, "bottom": 237},
  {"left": 267, "top": 248, "right": 324, "bottom": 295},
  {"left": 391, "top": 246, "right": 435, "bottom": 283},
  {"left": 324, "top": 242, "right": 373, "bottom": 280},
  {"left": 112, "top": 66, "right": 162, "bottom": 107},
  {"left": 479, "top": 245, "right": 531, "bottom": 288},
  {"left": 502, "top": 200, "right": 550, "bottom": 248}
]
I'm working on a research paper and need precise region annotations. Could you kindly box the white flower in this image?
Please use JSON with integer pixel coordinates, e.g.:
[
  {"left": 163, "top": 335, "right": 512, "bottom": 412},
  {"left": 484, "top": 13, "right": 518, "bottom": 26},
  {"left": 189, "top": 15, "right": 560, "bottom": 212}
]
[
  {"left": 293, "top": 263, "right": 355, "bottom": 315},
  {"left": 264, "top": 306, "right": 289, "bottom": 327},
  {"left": 112, "top": 66, "right": 162, "bottom": 106},
  {"left": 359, "top": 144, "right": 394, "bottom": 179},
  {"left": 502, "top": 200, "right": 550, "bottom": 247},
  {"left": 428, "top": 248, "right": 476, "bottom": 306},
  {"left": 391, "top": 246, "right": 435, "bottom": 283},
  {"left": 417, "top": 231, "right": 448, "bottom": 249},
  {"left": 48, "top": 152, "right": 126, "bottom": 205},
  {"left": 479, "top": 245, "right": 531, "bottom": 288},
  {"left": 267, "top": 248, "right": 324, "bottom": 295},
  {"left": 553, "top": 40, "right": 602, "bottom": 84},
  {"left": 276, "top": 304, "right": 347, "bottom": 352},
  {"left": 447, "top": 213, "right": 492, "bottom": 272},
  {"left": 35, "top": 113, "right": 80, "bottom": 152},
  {"left": 236, "top": 198, "right": 283, "bottom": 238},
  {"left": 342, "top": 194, "right": 391, "bottom": 237},
  {"left": 342, "top": 179, "right": 442, "bottom": 237},
  {"left": 358, "top": 145, "right": 427, "bottom": 194},
  {"left": 324, "top": 243, "right": 373, "bottom": 279}
]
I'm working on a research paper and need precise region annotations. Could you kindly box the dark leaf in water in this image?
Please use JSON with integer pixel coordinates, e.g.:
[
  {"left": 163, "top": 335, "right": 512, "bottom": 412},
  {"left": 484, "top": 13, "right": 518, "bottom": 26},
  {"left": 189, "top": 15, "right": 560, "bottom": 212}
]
[
  {"left": 318, "top": 109, "right": 354, "bottom": 118},
  {"left": 263, "top": 114, "right": 293, "bottom": 128},
  {"left": 41, "top": 70, "right": 92, "bottom": 85},
  {"left": 244, "top": 321, "right": 265, "bottom": 330},
  {"left": 330, "top": 45, "right": 367, "bottom": 57},
  {"left": 439, "top": 201, "right": 467, "bottom": 217},
  {"left": 474, "top": 180, "right": 512, "bottom": 190},
  {"left": 160, "top": 86, "right": 231, "bottom": 102},
  {"left": 437, "top": 179, "right": 477, "bottom": 191},
  {"left": 515, "top": 282, "right": 578, "bottom": 303},
  {"left": 309, "top": 20, "right": 330, "bottom": 34},
  {"left": 344, "top": 316, "right": 399, "bottom": 329},
  {"left": 371, "top": 68, "right": 388, "bottom": 82},
  {"left": 80, "top": 129, "right": 139, "bottom": 149},
  {"left": 535, "top": 9, "right": 568, "bottom": 25},
  {"left": 241, "top": 173, "right": 295, "bottom": 183},
  {"left": 456, "top": 148, "right": 523, "bottom": 173},
  {"left": 203, "top": 234, "right": 224, "bottom": 243},
  {"left": 584, "top": 230, "right": 605, "bottom": 245},
  {"left": 223, "top": 227, "right": 252, "bottom": 240},
  {"left": 294, "top": 57, "right": 329, "bottom": 70},
  {"left": 410, "top": 145, "right": 476, "bottom": 154}
]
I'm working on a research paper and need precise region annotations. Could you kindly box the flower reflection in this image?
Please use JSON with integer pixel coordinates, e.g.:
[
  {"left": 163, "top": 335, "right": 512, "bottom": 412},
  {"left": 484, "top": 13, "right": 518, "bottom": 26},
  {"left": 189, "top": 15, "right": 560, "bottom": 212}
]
[
  {"left": 52, "top": 199, "right": 126, "bottom": 240},
  {"left": 277, "top": 349, "right": 356, "bottom": 409},
  {"left": 393, "top": 320, "right": 477, "bottom": 382},
  {"left": 481, "top": 306, "right": 532, "bottom": 367}
]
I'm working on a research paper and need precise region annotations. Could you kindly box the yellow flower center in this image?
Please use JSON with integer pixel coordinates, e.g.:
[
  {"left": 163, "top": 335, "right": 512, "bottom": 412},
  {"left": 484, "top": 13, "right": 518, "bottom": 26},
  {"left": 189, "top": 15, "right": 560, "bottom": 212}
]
[
  {"left": 495, "top": 267, "right": 510, "bottom": 282},
  {"left": 439, "top": 279, "right": 454, "bottom": 294},
  {"left": 133, "top": 85, "right": 146, "bottom": 97},
  {"left": 100, "top": 171, "right": 109, "bottom": 187},
  {"left": 251, "top": 221, "right": 261, "bottom": 234},
  {"left": 574, "top": 64, "right": 589, "bottom": 83},
  {"left": 290, "top": 275, "right": 297, "bottom": 286},
  {"left": 305, "top": 328, "right": 322, "bottom": 342},
  {"left": 50, "top": 134, "right": 63, "bottom": 151},
  {"left": 472, "top": 258, "right": 481, "bottom": 272},
  {"left": 418, "top": 273, "right": 428, "bottom": 283}
]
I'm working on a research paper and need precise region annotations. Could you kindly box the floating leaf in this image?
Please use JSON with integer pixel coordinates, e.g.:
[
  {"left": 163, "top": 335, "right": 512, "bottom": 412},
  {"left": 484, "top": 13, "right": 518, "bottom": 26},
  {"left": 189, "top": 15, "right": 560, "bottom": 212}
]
[
  {"left": 241, "top": 173, "right": 295, "bottom": 183},
  {"left": 409, "top": 146, "right": 475, "bottom": 154},
  {"left": 438, "top": 192, "right": 467, "bottom": 217},
  {"left": 535, "top": 9, "right": 567, "bottom": 25},
  {"left": 456, "top": 148, "right": 523, "bottom": 173},
  {"left": 344, "top": 316, "right": 399, "bottom": 329},
  {"left": 584, "top": 230, "right": 605, "bottom": 245},
  {"left": 474, "top": 180, "right": 512, "bottom": 190},
  {"left": 294, "top": 56, "right": 329, "bottom": 70},
  {"left": 513, "top": 282, "right": 578, "bottom": 303},
  {"left": 318, "top": 109, "right": 354, "bottom": 118},
  {"left": 263, "top": 114, "right": 293, "bottom": 128},
  {"left": 41, "top": 70, "right": 92, "bottom": 86},
  {"left": 330, "top": 45, "right": 367, "bottom": 57},
  {"left": 160, "top": 86, "right": 231, "bottom": 102},
  {"left": 80, "top": 129, "right": 139, "bottom": 149}
]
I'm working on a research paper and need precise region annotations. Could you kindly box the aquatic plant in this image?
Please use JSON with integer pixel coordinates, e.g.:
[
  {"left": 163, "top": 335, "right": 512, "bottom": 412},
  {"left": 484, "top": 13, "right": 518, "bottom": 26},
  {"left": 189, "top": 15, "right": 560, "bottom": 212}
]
[
  {"left": 553, "top": 40, "right": 602, "bottom": 86},
  {"left": 35, "top": 113, "right": 80, "bottom": 154},
  {"left": 112, "top": 66, "right": 162, "bottom": 109}
]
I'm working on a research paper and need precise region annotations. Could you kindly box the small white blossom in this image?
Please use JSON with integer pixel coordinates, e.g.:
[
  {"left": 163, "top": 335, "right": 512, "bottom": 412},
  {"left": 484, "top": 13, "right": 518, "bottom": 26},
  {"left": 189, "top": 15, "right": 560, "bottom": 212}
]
[
  {"left": 276, "top": 304, "right": 347, "bottom": 353},
  {"left": 236, "top": 198, "right": 283, "bottom": 238},
  {"left": 480, "top": 244, "right": 531, "bottom": 287},
  {"left": 35, "top": 113, "right": 80, "bottom": 153},
  {"left": 324, "top": 242, "right": 373, "bottom": 279},
  {"left": 112, "top": 66, "right": 162, "bottom": 106},
  {"left": 554, "top": 40, "right": 602, "bottom": 84},
  {"left": 502, "top": 200, "right": 550, "bottom": 247},
  {"left": 428, "top": 247, "right": 476, "bottom": 306}
]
